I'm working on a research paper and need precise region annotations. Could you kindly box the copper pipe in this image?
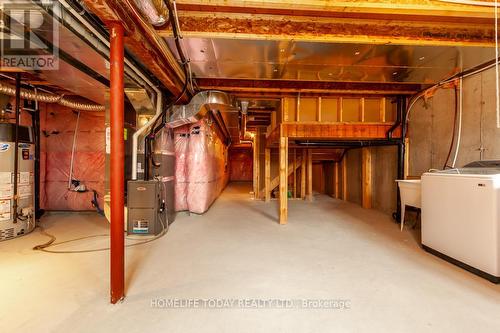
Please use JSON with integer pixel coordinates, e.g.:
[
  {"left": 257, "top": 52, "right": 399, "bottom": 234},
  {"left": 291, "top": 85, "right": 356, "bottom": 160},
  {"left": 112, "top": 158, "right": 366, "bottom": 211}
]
[{"left": 109, "top": 22, "right": 125, "bottom": 304}]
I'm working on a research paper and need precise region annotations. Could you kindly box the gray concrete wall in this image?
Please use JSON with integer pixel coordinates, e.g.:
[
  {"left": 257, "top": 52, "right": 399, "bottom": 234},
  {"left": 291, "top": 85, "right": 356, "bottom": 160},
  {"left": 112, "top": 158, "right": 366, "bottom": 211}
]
[{"left": 409, "top": 68, "right": 500, "bottom": 175}]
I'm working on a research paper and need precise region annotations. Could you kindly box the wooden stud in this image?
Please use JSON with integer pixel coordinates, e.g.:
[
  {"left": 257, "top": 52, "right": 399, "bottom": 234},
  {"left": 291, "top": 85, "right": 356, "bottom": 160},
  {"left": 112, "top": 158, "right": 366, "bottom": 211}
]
[
  {"left": 380, "top": 97, "right": 386, "bottom": 122},
  {"left": 342, "top": 154, "right": 348, "bottom": 201},
  {"left": 317, "top": 97, "right": 322, "bottom": 122},
  {"left": 362, "top": 147, "right": 372, "bottom": 209},
  {"left": 307, "top": 149, "right": 313, "bottom": 202},
  {"left": 279, "top": 136, "right": 288, "bottom": 224},
  {"left": 338, "top": 97, "right": 343, "bottom": 122},
  {"left": 334, "top": 162, "right": 340, "bottom": 199},
  {"left": 253, "top": 129, "right": 260, "bottom": 199},
  {"left": 301, "top": 149, "right": 306, "bottom": 199},
  {"left": 282, "top": 97, "right": 289, "bottom": 122},
  {"left": 404, "top": 137, "right": 410, "bottom": 179},
  {"left": 293, "top": 149, "right": 297, "bottom": 198},
  {"left": 265, "top": 148, "right": 271, "bottom": 202},
  {"left": 360, "top": 97, "right": 365, "bottom": 122},
  {"left": 296, "top": 94, "right": 301, "bottom": 122}
]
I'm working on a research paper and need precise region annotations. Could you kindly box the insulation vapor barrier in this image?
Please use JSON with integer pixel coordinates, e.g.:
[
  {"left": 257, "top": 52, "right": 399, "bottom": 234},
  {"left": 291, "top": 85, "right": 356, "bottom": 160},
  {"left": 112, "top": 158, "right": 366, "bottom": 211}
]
[{"left": 174, "top": 118, "right": 229, "bottom": 214}]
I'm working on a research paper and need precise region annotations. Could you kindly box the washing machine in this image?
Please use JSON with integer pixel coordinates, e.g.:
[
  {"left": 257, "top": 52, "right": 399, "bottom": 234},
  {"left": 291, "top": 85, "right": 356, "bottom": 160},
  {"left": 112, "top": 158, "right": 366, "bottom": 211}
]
[{"left": 421, "top": 161, "right": 500, "bottom": 283}]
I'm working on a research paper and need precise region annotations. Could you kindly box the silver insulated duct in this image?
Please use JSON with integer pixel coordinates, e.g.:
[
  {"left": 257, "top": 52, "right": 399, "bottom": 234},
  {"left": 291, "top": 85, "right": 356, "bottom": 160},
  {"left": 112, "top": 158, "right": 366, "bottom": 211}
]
[
  {"left": 167, "top": 90, "right": 237, "bottom": 128},
  {"left": 132, "top": 90, "right": 236, "bottom": 179}
]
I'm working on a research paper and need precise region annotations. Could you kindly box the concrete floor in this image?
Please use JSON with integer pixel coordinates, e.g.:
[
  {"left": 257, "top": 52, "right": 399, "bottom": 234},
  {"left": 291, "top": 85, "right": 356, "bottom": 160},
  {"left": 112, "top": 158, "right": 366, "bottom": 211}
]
[{"left": 1, "top": 182, "right": 499, "bottom": 333}]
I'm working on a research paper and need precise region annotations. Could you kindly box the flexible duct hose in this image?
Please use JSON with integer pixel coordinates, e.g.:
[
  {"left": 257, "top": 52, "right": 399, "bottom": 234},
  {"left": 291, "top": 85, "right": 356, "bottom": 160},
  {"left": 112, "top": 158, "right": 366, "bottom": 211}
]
[{"left": 0, "top": 81, "right": 105, "bottom": 111}]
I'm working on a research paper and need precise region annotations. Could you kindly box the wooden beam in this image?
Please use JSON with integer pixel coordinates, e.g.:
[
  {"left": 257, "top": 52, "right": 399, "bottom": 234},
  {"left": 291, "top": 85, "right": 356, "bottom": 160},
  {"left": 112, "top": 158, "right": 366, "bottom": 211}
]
[
  {"left": 161, "top": 9, "right": 496, "bottom": 46},
  {"left": 404, "top": 137, "right": 410, "bottom": 179},
  {"left": 342, "top": 155, "right": 348, "bottom": 201},
  {"left": 380, "top": 97, "right": 386, "bottom": 123},
  {"left": 197, "top": 79, "right": 422, "bottom": 95},
  {"left": 260, "top": 155, "right": 303, "bottom": 198},
  {"left": 293, "top": 149, "right": 297, "bottom": 198},
  {"left": 307, "top": 149, "right": 313, "bottom": 202},
  {"left": 175, "top": 1, "right": 496, "bottom": 24},
  {"left": 334, "top": 162, "right": 340, "bottom": 199},
  {"left": 338, "top": 97, "right": 343, "bottom": 122},
  {"left": 83, "top": 0, "right": 187, "bottom": 97},
  {"left": 253, "top": 129, "right": 260, "bottom": 199},
  {"left": 317, "top": 97, "right": 322, "bottom": 122},
  {"left": 362, "top": 147, "right": 372, "bottom": 209},
  {"left": 301, "top": 149, "right": 307, "bottom": 199},
  {"left": 279, "top": 136, "right": 288, "bottom": 224},
  {"left": 360, "top": 97, "right": 366, "bottom": 122},
  {"left": 265, "top": 148, "right": 271, "bottom": 202}
]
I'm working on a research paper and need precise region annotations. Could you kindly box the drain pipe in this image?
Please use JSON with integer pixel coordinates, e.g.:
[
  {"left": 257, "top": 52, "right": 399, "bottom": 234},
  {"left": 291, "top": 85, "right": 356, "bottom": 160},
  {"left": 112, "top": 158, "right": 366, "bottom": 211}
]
[{"left": 58, "top": 0, "right": 163, "bottom": 180}]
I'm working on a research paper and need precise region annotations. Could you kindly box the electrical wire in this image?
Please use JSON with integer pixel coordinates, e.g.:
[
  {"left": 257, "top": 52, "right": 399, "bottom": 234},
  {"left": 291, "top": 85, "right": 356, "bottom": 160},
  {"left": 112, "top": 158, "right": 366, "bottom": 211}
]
[
  {"left": 451, "top": 77, "right": 464, "bottom": 167},
  {"left": 496, "top": 0, "right": 500, "bottom": 128},
  {"left": 443, "top": 85, "right": 460, "bottom": 169},
  {"left": 32, "top": 220, "right": 168, "bottom": 254}
]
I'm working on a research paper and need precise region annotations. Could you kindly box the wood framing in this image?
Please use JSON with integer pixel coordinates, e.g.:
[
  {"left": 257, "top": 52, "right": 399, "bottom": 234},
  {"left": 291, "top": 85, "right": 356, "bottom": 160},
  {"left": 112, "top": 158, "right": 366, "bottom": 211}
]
[
  {"left": 342, "top": 155, "right": 348, "bottom": 201},
  {"left": 362, "top": 147, "right": 372, "bottom": 209},
  {"left": 307, "top": 149, "right": 313, "bottom": 202},
  {"left": 267, "top": 123, "right": 401, "bottom": 147},
  {"left": 301, "top": 149, "right": 307, "bottom": 199},
  {"left": 265, "top": 148, "right": 271, "bottom": 202},
  {"left": 293, "top": 149, "right": 297, "bottom": 198},
  {"left": 334, "top": 162, "right": 340, "bottom": 199},
  {"left": 279, "top": 137, "right": 288, "bottom": 224},
  {"left": 162, "top": 2, "right": 496, "bottom": 47},
  {"left": 253, "top": 130, "right": 260, "bottom": 198}
]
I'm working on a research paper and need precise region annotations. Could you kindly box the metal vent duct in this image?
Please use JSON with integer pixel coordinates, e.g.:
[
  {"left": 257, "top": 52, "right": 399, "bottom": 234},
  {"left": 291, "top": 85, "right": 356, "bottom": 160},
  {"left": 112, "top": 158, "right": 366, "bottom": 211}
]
[{"left": 167, "top": 90, "right": 237, "bottom": 128}]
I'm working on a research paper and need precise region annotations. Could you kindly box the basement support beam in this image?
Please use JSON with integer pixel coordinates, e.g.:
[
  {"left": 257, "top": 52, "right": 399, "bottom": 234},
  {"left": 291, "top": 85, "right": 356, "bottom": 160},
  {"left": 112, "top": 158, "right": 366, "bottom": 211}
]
[
  {"left": 362, "top": 147, "right": 372, "bottom": 209},
  {"left": 307, "top": 149, "right": 313, "bottom": 202},
  {"left": 109, "top": 22, "right": 125, "bottom": 305},
  {"left": 342, "top": 155, "right": 348, "bottom": 201},
  {"left": 279, "top": 136, "right": 288, "bottom": 224},
  {"left": 265, "top": 148, "right": 271, "bottom": 202},
  {"left": 301, "top": 149, "right": 306, "bottom": 199},
  {"left": 334, "top": 162, "right": 340, "bottom": 199}
]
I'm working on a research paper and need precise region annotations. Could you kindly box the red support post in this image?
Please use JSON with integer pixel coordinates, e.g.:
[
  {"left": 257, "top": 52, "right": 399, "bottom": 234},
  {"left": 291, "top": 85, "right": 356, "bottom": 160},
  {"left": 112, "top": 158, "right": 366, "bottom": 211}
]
[{"left": 109, "top": 22, "right": 125, "bottom": 304}]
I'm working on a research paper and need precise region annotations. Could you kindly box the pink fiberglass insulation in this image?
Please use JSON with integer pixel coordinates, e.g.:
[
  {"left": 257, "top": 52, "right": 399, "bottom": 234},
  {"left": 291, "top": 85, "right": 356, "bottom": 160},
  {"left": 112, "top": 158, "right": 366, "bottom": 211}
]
[
  {"left": 185, "top": 118, "right": 229, "bottom": 214},
  {"left": 174, "top": 126, "right": 190, "bottom": 211},
  {"left": 43, "top": 105, "right": 105, "bottom": 210}
]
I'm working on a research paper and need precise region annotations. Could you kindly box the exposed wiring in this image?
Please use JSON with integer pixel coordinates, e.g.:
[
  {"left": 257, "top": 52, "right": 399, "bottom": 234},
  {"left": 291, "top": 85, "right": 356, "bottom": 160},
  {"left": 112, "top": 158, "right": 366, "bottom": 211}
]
[
  {"left": 496, "top": 0, "right": 500, "bottom": 128},
  {"left": 451, "top": 77, "right": 464, "bottom": 167},
  {"left": 32, "top": 219, "right": 168, "bottom": 254},
  {"left": 443, "top": 85, "right": 460, "bottom": 169}
]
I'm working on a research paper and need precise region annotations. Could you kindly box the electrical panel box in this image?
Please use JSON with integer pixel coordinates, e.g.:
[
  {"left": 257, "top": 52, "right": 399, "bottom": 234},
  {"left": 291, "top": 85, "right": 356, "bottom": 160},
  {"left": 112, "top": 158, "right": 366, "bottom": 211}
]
[{"left": 127, "top": 180, "right": 165, "bottom": 235}]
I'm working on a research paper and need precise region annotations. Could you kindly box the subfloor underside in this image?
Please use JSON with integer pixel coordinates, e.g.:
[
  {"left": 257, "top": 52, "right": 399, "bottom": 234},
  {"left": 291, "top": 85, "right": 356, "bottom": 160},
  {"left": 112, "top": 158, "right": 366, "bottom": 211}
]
[{"left": 1, "top": 182, "right": 499, "bottom": 332}]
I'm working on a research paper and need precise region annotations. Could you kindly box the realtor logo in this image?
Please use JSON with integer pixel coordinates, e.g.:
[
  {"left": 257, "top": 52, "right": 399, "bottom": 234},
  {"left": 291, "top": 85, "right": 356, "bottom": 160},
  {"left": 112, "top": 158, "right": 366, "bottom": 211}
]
[{"left": 0, "top": 0, "right": 59, "bottom": 70}]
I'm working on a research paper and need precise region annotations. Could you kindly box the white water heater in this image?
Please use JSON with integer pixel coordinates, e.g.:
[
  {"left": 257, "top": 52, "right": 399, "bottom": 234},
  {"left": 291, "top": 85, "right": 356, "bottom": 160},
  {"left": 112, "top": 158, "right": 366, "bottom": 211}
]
[{"left": 0, "top": 123, "right": 35, "bottom": 241}]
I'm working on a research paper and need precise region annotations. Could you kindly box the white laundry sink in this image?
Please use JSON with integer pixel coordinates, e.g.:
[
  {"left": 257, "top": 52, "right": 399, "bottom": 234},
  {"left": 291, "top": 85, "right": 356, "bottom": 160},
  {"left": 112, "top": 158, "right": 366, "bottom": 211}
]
[{"left": 396, "top": 179, "right": 421, "bottom": 230}]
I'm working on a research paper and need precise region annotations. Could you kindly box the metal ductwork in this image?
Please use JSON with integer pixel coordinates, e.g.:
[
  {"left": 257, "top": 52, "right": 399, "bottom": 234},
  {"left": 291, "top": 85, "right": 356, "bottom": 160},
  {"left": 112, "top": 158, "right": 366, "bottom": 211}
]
[
  {"left": 0, "top": 81, "right": 105, "bottom": 111},
  {"left": 133, "top": 0, "right": 169, "bottom": 26},
  {"left": 167, "top": 90, "right": 237, "bottom": 128}
]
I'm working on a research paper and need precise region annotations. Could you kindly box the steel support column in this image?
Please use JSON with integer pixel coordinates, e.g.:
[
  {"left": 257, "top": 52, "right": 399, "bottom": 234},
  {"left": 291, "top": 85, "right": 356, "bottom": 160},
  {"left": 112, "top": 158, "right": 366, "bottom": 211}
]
[{"left": 109, "top": 22, "right": 125, "bottom": 304}]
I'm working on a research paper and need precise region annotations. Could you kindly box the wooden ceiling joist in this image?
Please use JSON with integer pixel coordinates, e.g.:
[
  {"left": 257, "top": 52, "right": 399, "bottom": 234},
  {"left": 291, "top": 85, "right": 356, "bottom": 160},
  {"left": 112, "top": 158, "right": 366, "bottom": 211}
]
[
  {"left": 197, "top": 78, "right": 421, "bottom": 95},
  {"left": 83, "top": 0, "right": 187, "bottom": 98},
  {"left": 164, "top": 0, "right": 497, "bottom": 47}
]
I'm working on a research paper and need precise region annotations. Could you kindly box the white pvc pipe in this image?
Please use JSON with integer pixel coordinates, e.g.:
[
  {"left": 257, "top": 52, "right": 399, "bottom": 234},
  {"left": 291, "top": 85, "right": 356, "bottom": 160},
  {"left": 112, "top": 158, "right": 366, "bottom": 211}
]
[{"left": 58, "top": 0, "right": 163, "bottom": 179}]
